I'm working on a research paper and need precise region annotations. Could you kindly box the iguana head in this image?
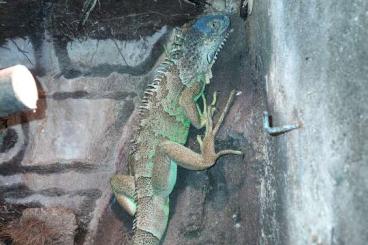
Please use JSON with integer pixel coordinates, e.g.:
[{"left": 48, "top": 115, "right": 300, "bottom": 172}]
[{"left": 173, "top": 14, "right": 231, "bottom": 86}]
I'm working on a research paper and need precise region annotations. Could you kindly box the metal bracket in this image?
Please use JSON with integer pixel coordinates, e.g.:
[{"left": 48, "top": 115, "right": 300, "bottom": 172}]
[{"left": 263, "top": 111, "right": 299, "bottom": 136}]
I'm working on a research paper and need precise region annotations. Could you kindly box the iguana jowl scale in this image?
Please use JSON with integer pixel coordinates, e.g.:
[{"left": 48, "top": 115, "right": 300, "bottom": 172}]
[{"left": 111, "top": 13, "right": 241, "bottom": 244}]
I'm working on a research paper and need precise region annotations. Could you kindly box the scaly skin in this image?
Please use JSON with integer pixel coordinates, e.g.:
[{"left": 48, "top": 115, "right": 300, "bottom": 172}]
[{"left": 111, "top": 13, "right": 242, "bottom": 244}]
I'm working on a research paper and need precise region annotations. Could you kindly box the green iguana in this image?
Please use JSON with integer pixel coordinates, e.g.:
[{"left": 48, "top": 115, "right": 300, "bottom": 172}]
[{"left": 111, "top": 13, "right": 242, "bottom": 244}]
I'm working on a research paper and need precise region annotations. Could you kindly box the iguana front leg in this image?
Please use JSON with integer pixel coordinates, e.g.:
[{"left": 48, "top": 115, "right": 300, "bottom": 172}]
[
  {"left": 179, "top": 72, "right": 217, "bottom": 129},
  {"left": 160, "top": 90, "right": 242, "bottom": 171},
  {"left": 179, "top": 81, "right": 206, "bottom": 129}
]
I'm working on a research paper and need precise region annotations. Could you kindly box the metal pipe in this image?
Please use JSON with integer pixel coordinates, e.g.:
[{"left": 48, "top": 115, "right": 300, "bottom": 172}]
[{"left": 0, "top": 65, "right": 38, "bottom": 117}]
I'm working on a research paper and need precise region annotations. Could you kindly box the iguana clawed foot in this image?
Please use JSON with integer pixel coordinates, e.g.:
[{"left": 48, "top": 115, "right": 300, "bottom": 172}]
[
  {"left": 198, "top": 90, "right": 243, "bottom": 159},
  {"left": 161, "top": 90, "right": 242, "bottom": 171},
  {"left": 198, "top": 91, "right": 217, "bottom": 128}
]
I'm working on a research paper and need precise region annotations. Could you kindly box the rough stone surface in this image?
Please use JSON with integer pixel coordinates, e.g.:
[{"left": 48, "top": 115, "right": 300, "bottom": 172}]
[
  {"left": 0, "top": 1, "right": 203, "bottom": 244},
  {"left": 67, "top": 27, "right": 167, "bottom": 68},
  {"left": 0, "top": 69, "right": 148, "bottom": 243}
]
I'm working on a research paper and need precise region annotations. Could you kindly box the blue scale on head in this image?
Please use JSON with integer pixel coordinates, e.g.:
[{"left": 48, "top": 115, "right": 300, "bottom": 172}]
[
  {"left": 193, "top": 14, "right": 230, "bottom": 34},
  {"left": 177, "top": 13, "right": 231, "bottom": 86}
]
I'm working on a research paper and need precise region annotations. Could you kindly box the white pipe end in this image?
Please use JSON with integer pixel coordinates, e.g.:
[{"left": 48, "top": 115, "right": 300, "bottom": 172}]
[{"left": 9, "top": 65, "right": 38, "bottom": 110}]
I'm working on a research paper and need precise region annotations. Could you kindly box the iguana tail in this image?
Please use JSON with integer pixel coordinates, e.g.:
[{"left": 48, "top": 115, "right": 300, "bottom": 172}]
[
  {"left": 133, "top": 229, "right": 160, "bottom": 245},
  {"left": 133, "top": 192, "right": 170, "bottom": 245}
]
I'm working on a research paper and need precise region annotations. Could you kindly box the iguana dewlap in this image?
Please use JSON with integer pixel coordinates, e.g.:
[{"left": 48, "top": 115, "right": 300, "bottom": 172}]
[{"left": 111, "top": 13, "right": 241, "bottom": 245}]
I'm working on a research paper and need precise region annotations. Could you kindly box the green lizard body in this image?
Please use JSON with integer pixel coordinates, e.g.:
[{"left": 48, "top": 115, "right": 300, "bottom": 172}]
[{"left": 111, "top": 13, "right": 241, "bottom": 244}]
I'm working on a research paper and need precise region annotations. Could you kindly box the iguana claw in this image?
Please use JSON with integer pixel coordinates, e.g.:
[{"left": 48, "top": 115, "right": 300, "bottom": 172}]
[
  {"left": 198, "top": 91, "right": 217, "bottom": 128},
  {"left": 200, "top": 90, "right": 243, "bottom": 157}
]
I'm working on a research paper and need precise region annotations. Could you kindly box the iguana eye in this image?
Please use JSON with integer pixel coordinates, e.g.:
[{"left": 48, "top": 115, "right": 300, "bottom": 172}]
[{"left": 208, "top": 20, "right": 220, "bottom": 30}]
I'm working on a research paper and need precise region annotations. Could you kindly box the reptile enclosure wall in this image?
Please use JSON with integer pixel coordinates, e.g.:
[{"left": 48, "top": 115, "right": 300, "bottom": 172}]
[{"left": 0, "top": 0, "right": 367, "bottom": 244}]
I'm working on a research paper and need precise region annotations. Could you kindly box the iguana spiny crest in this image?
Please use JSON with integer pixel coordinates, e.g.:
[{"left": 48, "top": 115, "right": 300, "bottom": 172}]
[
  {"left": 139, "top": 13, "right": 231, "bottom": 117},
  {"left": 111, "top": 13, "right": 241, "bottom": 245}
]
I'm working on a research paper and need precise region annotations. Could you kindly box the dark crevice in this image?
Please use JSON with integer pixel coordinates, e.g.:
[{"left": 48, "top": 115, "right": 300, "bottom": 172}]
[
  {"left": 1, "top": 185, "right": 103, "bottom": 200},
  {"left": 1, "top": 185, "right": 34, "bottom": 199},
  {"left": 0, "top": 161, "right": 101, "bottom": 176},
  {"left": 52, "top": 37, "right": 82, "bottom": 79},
  {"left": 0, "top": 116, "right": 30, "bottom": 173},
  {"left": 74, "top": 189, "right": 102, "bottom": 244},
  {"left": 0, "top": 128, "right": 18, "bottom": 153},
  {"left": 49, "top": 91, "right": 137, "bottom": 101},
  {"left": 207, "top": 163, "right": 229, "bottom": 210},
  {"left": 50, "top": 91, "right": 89, "bottom": 100}
]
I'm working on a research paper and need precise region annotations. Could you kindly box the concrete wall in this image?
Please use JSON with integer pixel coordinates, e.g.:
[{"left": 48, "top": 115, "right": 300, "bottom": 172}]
[{"left": 246, "top": 0, "right": 368, "bottom": 244}]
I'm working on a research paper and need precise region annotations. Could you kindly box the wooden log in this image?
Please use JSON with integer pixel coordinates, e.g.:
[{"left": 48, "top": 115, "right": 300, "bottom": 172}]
[{"left": 0, "top": 65, "right": 38, "bottom": 117}]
